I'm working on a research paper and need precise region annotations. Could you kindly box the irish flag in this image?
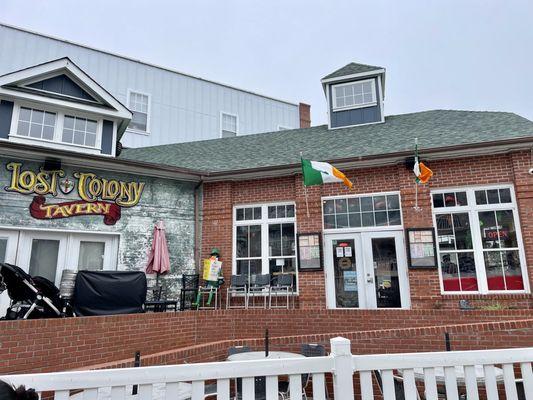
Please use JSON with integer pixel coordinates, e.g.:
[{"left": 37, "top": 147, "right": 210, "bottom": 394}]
[
  {"left": 301, "top": 158, "right": 353, "bottom": 189},
  {"left": 413, "top": 140, "right": 433, "bottom": 184}
]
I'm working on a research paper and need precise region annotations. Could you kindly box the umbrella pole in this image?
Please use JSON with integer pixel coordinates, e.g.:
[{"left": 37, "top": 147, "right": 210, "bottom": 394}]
[{"left": 265, "top": 328, "right": 269, "bottom": 357}]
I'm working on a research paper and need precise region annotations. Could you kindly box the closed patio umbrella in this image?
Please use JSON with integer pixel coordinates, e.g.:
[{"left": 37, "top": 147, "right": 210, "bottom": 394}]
[{"left": 145, "top": 221, "right": 170, "bottom": 284}]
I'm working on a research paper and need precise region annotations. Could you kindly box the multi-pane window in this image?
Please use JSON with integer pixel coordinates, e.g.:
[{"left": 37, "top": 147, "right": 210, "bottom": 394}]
[
  {"left": 478, "top": 210, "right": 522, "bottom": 290},
  {"left": 62, "top": 115, "right": 98, "bottom": 147},
  {"left": 128, "top": 91, "right": 149, "bottom": 132},
  {"left": 234, "top": 203, "right": 297, "bottom": 288},
  {"left": 16, "top": 107, "right": 56, "bottom": 140},
  {"left": 221, "top": 113, "right": 237, "bottom": 138},
  {"left": 432, "top": 186, "right": 526, "bottom": 293},
  {"left": 332, "top": 79, "right": 376, "bottom": 110},
  {"left": 435, "top": 213, "right": 477, "bottom": 291},
  {"left": 323, "top": 194, "right": 401, "bottom": 230}
]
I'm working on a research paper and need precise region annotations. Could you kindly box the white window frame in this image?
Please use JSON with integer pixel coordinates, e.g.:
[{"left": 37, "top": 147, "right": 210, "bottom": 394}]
[
  {"left": 322, "top": 191, "right": 403, "bottom": 234},
  {"left": 126, "top": 89, "right": 151, "bottom": 135},
  {"left": 8, "top": 101, "right": 104, "bottom": 155},
  {"left": 331, "top": 79, "right": 377, "bottom": 111},
  {"left": 431, "top": 184, "right": 529, "bottom": 295},
  {"left": 232, "top": 202, "right": 298, "bottom": 293},
  {"left": 220, "top": 111, "right": 238, "bottom": 138}
]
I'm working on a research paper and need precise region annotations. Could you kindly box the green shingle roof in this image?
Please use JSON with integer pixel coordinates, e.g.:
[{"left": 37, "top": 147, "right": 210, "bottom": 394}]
[
  {"left": 120, "top": 110, "right": 533, "bottom": 174},
  {"left": 322, "top": 62, "right": 384, "bottom": 80}
]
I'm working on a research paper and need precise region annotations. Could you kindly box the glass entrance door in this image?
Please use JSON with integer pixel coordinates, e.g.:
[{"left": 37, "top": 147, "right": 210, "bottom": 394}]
[
  {"left": 330, "top": 238, "right": 360, "bottom": 308},
  {"left": 325, "top": 231, "right": 410, "bottom": 309},
  {"left": 362, "top": 231, "right": 408, "bottom": 308}
]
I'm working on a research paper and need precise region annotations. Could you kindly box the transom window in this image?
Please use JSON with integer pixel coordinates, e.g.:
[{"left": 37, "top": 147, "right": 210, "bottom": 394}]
[
  {"left": 128, "top": 91, "right": 150, "bottom": 132},
  {"left": 332, "top": 79, "right": 376, "bottom": 110},
  {"left": 17, "top": 107, "right": 56, "bottom": 141},
  {"left": 432, "top": 191, "right": 468, "bottom": 208},
  {"left": 323, "top": 193, "right": 401, "bottom": 230},
  {"left": 234, "top": 203, "right": 297, "bottom": 288},
  {"left": 221, "top": 113, "right": 238, "bottom": 138},
  {"left": 62, "top": 115, "right": 97, "bottom": 147},
  {"left": 432, "top": 186, "right": 527, "bottom": 294}
]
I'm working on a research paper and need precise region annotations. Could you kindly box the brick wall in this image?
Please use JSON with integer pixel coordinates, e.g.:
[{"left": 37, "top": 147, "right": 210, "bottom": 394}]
[
  {"left": 1, "top": 308, "right": 531, "bottom": 374},
  {"left": 202, "top": 151, "right": 533, "bottom": 310}
]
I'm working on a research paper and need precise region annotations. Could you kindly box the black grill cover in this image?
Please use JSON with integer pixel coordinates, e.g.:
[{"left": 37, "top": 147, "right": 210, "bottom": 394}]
[{"left": 73, "top": 271, "right": 147, "bottom": 316}]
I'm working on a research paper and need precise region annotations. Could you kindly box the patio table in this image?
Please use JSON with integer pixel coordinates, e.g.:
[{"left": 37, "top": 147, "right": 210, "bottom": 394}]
[
  {"left": 399, "top": 365, "right": 504, "bottom": 384},
  {"left": 227, "top": 350, "right": 305, "bottom": 361}
]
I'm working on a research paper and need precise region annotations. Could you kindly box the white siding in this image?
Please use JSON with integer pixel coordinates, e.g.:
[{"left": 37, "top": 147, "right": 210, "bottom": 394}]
[{"left": 0, "top": 25, "right": 300, "bottom": 148}]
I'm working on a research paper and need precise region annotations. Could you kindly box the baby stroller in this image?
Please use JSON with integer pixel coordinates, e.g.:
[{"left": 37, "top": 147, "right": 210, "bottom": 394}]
[{"left": 0, "top": 263, "right": 62, "bottom": 320}]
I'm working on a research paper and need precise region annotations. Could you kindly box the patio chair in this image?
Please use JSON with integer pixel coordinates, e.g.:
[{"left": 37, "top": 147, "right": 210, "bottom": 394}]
[
  {"left": 269, "top": 274, "right": 294, "bottom": 309},
  {"left": 180, "top": 274, "right": 199, "bottom": 311},
  {"left": 278, "top": 344, "right": 328, "bottom": 400},
  {"left": 226, "top": 275, "right": 248, "bottom": 309},
  {"left": 145, "top": 285, "right": 178, "bottom": 312},
  {"left": 247, "top": 274, "right": 270, "bottom": 309},
  {"left": 228, "top": 345, "right": 251, "bottom": 356}
]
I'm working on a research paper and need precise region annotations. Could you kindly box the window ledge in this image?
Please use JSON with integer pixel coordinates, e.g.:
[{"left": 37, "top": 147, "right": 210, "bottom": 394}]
[
  {"left": 440, "top": 292, "right": 531, "bottom": 299},
  {"left": 7, "top": 135, "right": 105, "bottom": 156},
  {"left": 332, "top": 102, "right": 377, "bottom": 112}
]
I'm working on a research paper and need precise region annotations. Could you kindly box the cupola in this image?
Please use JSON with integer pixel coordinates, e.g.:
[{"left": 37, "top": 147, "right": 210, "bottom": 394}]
[{"left": 321, "top": 62, "right": 385, "bottom": 129}]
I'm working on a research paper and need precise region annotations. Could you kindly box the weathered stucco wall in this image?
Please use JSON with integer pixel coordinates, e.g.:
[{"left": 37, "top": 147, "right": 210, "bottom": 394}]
[{"left": 0, "top": 157, "right": 197, "bottom": 295}]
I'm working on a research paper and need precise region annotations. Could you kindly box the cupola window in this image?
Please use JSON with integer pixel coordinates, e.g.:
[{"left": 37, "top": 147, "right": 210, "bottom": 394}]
[{"left": 332, "top": 79, "right": 376, "bottom": 110}]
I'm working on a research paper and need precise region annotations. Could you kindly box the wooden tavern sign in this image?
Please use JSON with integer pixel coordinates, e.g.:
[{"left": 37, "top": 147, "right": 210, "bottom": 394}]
[{"left": 4, "top": 162, "right": 145, "bottom": 225}]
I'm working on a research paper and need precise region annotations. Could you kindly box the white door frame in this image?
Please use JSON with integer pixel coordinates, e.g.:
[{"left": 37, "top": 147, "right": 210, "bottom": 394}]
[
  {"left": 0, "top": 230, "right": 20, "bottom": 314},
  {"left": 0, "top": 230, "right": 19, "bottom": 264},
  {"left": 67, "top": 233, "right": 119, "bottom": 272},
  {"left": 324, "top": 230, "right": 410, "bottom": 309}
]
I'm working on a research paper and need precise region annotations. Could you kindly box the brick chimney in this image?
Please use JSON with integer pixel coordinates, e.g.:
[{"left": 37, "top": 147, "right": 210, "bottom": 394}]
[{"left": 299, "top": 103, "right": 311, "bottom": 128}]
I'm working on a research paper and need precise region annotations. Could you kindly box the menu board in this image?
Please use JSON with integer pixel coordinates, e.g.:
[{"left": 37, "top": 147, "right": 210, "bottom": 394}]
[
  {"left": 406, "top": 228, "right": 437, "bottom": 268},
  {"left": 297, "top": 233, "right": 323, "bottom": 271}
]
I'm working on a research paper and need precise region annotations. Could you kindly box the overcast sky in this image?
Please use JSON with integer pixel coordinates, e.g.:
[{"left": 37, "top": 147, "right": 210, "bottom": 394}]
[{"left": 2, "top": 0, "right": 532, "bottom": 125}]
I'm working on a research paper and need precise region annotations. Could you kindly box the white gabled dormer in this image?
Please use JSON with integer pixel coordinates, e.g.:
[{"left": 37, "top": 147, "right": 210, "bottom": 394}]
[
  {"left": 321, "top": 62, "right": 385, "bottom": 129},
  {"left": 0, "top": 57, "right": 131, "bottom": 156}
]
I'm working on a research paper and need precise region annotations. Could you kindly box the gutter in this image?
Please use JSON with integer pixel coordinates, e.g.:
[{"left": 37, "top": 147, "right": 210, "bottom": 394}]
[
  {"left": 0, "top": 140, "right": 204, "bottom": 181},
  {"left": 201, "top": 136, "right": 533, "bottom": 181}
]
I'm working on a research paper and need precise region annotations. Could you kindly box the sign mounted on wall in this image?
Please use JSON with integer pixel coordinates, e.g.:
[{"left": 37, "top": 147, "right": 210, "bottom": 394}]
[{"left": 4, "top": 162, "right": 145, "bottom": 225}]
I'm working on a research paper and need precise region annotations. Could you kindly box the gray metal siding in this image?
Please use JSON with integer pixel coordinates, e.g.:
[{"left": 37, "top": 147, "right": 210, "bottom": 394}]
[
  {"left": 101, "top": 120, "right": 114, "bottom": 155},
  {"left": 0, "top": 25, "right": 300, "bottom": 148},
  {"left": 0, "top": 100, "right": 13, "bottom": 139},
  {"left": 329, "top": 77, "right": 382, "bottom": 128}
]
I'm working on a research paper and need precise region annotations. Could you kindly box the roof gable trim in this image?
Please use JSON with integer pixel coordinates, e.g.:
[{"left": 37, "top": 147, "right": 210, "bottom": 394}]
[{"left": 0, "top": 58, "right": 131, "bottom": 120}]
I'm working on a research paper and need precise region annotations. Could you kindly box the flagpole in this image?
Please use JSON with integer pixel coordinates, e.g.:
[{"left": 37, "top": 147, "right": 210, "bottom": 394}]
[
  {"left": 414, "top": 137, "right": 420, "bottom": 212},
  {"left": 300, "top": 151, "right": 310, "bottom": 218}
]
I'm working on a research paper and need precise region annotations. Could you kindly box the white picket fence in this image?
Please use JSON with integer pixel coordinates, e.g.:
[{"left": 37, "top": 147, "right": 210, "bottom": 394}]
[{"left": 1, "top": 337, "right": 532, "bottom": 400}]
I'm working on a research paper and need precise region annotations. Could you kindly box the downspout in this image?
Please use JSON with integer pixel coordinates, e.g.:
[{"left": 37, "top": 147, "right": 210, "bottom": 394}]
[{"left": 193, "top": 179, "right": 204, "bottom": 273}]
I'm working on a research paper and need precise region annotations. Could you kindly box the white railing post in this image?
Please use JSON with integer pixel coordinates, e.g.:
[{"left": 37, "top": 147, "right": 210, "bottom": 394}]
[{"left": 330, "top": 337, "right": 354, "bottom": 400}]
